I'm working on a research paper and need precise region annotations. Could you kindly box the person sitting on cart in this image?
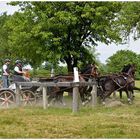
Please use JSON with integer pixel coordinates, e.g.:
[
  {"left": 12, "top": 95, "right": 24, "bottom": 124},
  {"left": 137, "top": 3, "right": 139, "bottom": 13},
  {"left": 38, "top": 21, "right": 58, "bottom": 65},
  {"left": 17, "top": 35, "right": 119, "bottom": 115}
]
[
  {"left": 13, "top": 60, "right": 29, "bottom": 82},
  {"left": 23, "top": 66, "right": 31, "bottom": 81},
  {"left": 2, "top": 59, "right": 11, "bottom": 88}
]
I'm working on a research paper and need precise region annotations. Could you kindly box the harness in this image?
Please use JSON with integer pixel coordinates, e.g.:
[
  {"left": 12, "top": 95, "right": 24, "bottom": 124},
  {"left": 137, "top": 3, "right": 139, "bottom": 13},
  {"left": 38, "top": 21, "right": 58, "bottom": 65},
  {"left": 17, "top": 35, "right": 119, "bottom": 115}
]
[
  {"left": 97, "top": 72, "right": 135, "bottom": 94},
  {"left": 111, "top": 74, "right": 134, "bottom": 91}
]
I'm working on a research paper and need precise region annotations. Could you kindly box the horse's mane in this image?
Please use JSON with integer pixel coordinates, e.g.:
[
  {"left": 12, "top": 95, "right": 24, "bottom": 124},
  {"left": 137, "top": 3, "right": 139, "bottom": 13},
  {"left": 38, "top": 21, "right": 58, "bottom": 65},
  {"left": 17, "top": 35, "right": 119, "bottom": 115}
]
[
  {"left": 80, "top": 64, "right": 92, "bottom": 74},
  {"left": 121, "top": 64, "right": 132, "bottom": 73}
]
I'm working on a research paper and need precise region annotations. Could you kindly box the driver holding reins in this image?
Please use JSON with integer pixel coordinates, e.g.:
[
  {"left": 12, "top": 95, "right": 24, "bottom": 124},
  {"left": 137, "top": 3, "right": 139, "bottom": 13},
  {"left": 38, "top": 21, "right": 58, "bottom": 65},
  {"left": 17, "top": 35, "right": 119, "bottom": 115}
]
[{"left": 13, "top": 60, "right": 29, "bottom": 82}]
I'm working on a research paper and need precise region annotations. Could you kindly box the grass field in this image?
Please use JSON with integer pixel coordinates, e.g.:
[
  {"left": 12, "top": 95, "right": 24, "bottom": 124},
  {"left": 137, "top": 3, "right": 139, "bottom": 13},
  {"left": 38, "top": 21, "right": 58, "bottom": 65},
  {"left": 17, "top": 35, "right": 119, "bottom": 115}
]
[{"left": 0, "top": 81, "right": 140, "bottom": 138}]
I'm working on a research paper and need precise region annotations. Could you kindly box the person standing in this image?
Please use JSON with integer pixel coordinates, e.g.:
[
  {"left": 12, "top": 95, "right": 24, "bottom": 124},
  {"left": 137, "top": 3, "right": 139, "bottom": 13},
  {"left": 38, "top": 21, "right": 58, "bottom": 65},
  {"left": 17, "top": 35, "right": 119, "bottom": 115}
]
[{"left": 2, "top": 59, "right": 11, "bottom": 88}]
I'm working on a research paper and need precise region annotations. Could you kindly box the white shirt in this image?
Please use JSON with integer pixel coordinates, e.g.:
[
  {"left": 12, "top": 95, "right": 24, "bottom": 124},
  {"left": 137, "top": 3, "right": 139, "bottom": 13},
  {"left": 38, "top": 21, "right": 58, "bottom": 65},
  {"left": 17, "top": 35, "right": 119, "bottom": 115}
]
[
  {"left": 2, "top": 64, "right": 9, "bottom": 75},
  {"left": 14, "top": 66, "right": 22, "bottom": 73}
]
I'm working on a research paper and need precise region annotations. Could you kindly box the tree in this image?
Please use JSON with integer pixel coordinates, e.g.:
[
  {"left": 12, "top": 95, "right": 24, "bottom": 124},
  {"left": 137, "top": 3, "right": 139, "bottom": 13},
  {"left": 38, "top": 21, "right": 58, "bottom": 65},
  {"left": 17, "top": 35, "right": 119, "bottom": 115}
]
[
  {"left": 6, "top": 2, "right": 123, "bottom": 72},
  {"left": 106, "top": 50, "right": 140, "bottom": 79},
  {"left": 4, "top": 11, "right": 45, "bottom": 69},
  {"left": 0, "top": 13, "right": 12, "bottom": 61},
  {"left": 119, "top": 2, "right": 140, "bottom": 42}
]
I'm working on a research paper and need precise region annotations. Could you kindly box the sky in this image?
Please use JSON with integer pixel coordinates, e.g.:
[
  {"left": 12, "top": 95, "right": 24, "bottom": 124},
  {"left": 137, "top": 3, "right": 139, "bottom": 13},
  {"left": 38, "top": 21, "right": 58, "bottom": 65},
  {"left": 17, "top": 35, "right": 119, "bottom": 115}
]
[
  {"left": 1, "top": 1, "right": 140, "bottom": 64},
  {"left": 96, "top": 38, "right": 140, "bottom": 63},
  {"left": 0, "top": 1, "right": 19, "bottom": 15}
]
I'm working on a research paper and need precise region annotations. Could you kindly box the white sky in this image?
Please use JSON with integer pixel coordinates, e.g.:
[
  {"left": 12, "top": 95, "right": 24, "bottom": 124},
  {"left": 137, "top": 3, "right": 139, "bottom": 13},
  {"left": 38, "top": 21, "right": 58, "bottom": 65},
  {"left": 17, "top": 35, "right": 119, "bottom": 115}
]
[
  {"left": 96, "top": 39, "right": 140, "bottom": 63},
  {"left": 1, "top": 1, "right": 140, "bottom": 64},
  {"left": 0, "top": 1, "right": 19, "bottom": 15}
]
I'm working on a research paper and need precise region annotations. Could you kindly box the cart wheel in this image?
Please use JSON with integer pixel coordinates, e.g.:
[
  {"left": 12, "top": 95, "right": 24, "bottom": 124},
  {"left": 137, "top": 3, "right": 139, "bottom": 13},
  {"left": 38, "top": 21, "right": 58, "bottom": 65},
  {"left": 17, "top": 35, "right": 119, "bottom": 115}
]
[
  {"left": 0, "top": 90, "right": 15, "bottom": 108},
  {"left": 21, "top": 90, "right": 36, "bottom": 106}
]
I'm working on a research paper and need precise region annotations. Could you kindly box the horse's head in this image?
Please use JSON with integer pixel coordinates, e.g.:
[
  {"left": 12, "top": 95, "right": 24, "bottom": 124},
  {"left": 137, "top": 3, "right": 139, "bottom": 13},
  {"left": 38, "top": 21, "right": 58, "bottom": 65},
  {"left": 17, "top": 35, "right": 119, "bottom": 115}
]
[
  {"left": 122, "top": 64, "right": 135, "bottom": 77},
  {"left": 81, "top": 64, "right": 99, "bottom": 78},
  {"left": 91, "top": 64, "right": 100, "bottom": 78}
]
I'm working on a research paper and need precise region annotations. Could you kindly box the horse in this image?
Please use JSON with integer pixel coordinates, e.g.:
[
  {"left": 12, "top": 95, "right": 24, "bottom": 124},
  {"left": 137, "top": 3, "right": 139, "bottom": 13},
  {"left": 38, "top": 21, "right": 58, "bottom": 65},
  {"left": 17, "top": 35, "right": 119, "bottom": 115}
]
[
  {"left": 119, "top": 64, "right": 140, "bottom": 100},
  {"left": 80, "top": 64, "right": 99, "bottom": 104},
  {"left": 39, "top": 64, "right": 99, "bottom": 106},
  {"left": 97, "top": 64, "right": 136, "bottom": 104},
  {"left": 119, "top": 64, "right": 135, "bottom": 100}
]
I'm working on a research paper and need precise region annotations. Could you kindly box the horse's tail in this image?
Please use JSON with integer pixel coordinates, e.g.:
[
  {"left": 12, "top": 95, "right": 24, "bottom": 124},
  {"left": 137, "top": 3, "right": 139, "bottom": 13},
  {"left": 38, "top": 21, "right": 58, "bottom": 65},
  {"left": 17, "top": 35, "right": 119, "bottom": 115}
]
[{"left": 133, "top": 86, "right": 140, "bottom": 91}]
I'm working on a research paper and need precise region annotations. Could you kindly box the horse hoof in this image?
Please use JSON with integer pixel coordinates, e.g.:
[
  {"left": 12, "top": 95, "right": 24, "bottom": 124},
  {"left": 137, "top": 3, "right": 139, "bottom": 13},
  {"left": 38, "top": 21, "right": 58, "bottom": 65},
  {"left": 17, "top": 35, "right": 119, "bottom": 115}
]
[
  {"left": 102, "top": 102, "right": 105, "bottom": 105},
  {"left": 128, "top": 98, "right": 132, "bottom": 103},
  {"left": 88, "top": 96, "right": 92, "bottom": 101},
  {"left": 128, "top": 101, "right": 132, "bottom": 104},
  {"left": 82, "top": 102, "right": 86, "bottom": 106}
]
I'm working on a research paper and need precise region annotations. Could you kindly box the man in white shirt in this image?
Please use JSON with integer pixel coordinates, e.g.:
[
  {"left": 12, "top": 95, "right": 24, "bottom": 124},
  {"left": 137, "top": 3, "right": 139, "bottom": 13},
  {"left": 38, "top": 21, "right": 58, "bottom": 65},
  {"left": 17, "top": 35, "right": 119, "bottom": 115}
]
[
  {"left": 2, "top": 59, "right": 11, "bottom": 88},
  {"left": 13, "top": 60, "right": 26, "bottom": 82}
]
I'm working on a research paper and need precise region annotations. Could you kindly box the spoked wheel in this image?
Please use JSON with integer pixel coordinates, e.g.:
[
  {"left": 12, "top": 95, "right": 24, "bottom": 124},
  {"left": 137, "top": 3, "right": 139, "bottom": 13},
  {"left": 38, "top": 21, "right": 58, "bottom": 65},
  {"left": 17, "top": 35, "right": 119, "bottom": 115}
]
[
  {"left": 0, "top": 90, "right": 15, "bottom": 108},
  {"left": 21, "top": 90, "right": 36, "bottom": 106}
]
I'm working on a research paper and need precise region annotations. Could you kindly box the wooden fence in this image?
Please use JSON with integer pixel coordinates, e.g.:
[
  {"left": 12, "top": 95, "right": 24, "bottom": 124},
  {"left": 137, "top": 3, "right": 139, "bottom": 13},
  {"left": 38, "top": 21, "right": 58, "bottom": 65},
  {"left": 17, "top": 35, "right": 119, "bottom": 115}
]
[{"left": 15, "top": 81, "right": 97, "bottom": 113}]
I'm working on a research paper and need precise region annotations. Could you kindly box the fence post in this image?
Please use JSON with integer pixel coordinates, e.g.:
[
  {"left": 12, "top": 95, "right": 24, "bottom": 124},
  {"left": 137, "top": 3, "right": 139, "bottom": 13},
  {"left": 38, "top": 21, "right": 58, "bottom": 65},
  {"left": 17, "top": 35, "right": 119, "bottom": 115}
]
[
  {"left": 91, "top": 84, "right": 97, "bottom": 107},
  {"left": 42, "top": 86, "right": 48, "bottom": 109},
  {"left": 72, "top": 86, "right": 80, "bottom": 113},
  {"left": 15, "top": 83, "right": 21, "bottom": 107},
  {"left": 51, "top": 67, "right": 54, "bottom": 77},
  {"left": 73, "top": 67, "right": 79, "bottom": 82},
  {"left": 72, "top": 67, "right": 80, "bottom": 113}
]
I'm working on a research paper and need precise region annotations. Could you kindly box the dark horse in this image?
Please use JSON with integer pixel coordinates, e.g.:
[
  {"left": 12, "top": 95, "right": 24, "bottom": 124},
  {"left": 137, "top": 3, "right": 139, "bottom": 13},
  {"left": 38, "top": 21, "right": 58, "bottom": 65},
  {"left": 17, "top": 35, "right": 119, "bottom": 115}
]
[
  {"left": 80, "top": 64, "right": 99, "bottom": 105},
  {"left": 97, "top": 64, "right": 136, "bottom": 104},
  {"left": 119, "top": 64, "right": 135, "bottom": 100},
  {"left": 119, "top": 64, "right": 140, "bottom": 99},
  {"left": 39, "top": 64, "right": 99, "bottom": 106}
]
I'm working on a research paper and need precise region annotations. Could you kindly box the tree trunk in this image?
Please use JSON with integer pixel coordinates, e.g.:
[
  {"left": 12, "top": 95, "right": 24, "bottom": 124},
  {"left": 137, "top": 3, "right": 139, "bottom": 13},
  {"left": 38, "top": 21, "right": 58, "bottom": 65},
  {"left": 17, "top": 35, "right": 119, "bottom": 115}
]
[{"left": 64, "top": 54, "right": 78, "bottom": 73}]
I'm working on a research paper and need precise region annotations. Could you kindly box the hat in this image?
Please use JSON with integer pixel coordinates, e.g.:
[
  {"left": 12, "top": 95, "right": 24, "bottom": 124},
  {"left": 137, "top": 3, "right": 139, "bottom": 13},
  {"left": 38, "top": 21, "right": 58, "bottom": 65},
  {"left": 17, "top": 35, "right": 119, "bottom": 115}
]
[
  {"left": 4, "top": 59, "right": 11, "bottom": 63},
  {"left": 15, "top": 60, "right": 22, "bottom": 64}
]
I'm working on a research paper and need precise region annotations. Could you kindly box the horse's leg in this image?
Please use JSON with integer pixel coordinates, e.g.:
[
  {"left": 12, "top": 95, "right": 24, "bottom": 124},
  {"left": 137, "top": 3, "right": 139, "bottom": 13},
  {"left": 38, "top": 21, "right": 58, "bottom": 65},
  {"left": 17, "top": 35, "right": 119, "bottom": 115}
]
[
  {"left": 113, "top": 91, "right": 116, "bottom": 99},
  {"left": 101, "top": 93, "right": 106, "bottom": 105},
  {"left": 85, "top": 79, "right": 93, "bottom": 100},
  {"left": 102, "top": 91, "right": 114, "bottom": 105},
  {"left": 131, "top": 89, "right": 135, "bottom": 100},
  {"left": 47, "top": 94, "right": 55, "bottom": 106},
  {"left": 129, "top": 89, "right": 134, "bottom": 101},
  {"left": 47, "top": 87, "right": 57, "bottom": 106},
  {"left": 125, "top": 90, "right": 132, "bottom": 104},
  {"left": 57, "top": 92, "right": 66, "bottom": 106},
  {"left": 119, "top": 90, "right": 122, "bottom": 99},
  {"left": 86, "top": 87, "right": 92, "bottom": 101},
  {"left": 79, "top": 87, "right": 88, "bottom": 106},
  {"left": 79, "top": 91, "right": 85, "bottom": 104}
]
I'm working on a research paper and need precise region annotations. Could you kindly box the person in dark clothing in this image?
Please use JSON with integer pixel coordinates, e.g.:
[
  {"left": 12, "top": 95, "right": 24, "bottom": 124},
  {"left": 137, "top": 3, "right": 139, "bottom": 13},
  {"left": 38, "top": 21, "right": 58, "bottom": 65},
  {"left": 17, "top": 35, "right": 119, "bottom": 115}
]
[
  {"left": 13, "top": 60, "right": 26, "bottom": 82},
  {"left": 2, "top": 59, "right": 11, "bottom": 88}
]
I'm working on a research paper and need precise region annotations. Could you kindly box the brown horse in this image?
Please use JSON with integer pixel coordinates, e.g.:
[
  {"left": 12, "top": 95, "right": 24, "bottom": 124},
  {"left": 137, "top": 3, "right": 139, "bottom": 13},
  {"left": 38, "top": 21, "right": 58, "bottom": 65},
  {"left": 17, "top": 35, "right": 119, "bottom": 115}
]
[
  {"left": 79, "top": 64, "right": 99, "bottom": 104},
  {"left": 39, "top": 64, "right": 99, "bottom": 106},
  {"left": 97, "top": 64, "right": 136, "bottom": 104}
]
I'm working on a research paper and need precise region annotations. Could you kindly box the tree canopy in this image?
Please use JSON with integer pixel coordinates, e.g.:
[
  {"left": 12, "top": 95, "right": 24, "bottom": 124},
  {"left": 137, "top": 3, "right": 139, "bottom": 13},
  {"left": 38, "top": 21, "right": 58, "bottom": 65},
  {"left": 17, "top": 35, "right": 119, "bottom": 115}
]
[
  {"left": 106, "top": 50, "right": 140, "bottom": 78},
  {"left": 119, "top": 2, "right": 140, "bottom": 42},
  {"left": 1, "top": 1, "right": 123, "bottom": 72},
  {"left": 0, "top": 2, "right": 140, "bottom": 73}
]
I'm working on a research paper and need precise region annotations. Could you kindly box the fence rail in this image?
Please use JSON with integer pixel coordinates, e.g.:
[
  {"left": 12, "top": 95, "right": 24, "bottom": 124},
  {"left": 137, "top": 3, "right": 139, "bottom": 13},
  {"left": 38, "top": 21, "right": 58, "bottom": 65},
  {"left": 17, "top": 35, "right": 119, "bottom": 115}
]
[{"left": 15, "top": 81, "right": 97, "bottom": 113}]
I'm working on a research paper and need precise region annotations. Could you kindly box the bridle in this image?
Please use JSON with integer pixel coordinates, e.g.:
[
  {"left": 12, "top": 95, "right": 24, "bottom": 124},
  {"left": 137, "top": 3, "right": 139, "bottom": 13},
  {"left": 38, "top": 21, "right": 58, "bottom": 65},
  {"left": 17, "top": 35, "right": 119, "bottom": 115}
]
[
  {"left": 124, "top": 64, "right": 135, "bottom": 78},
  {"left": 81, "top": 64, "right": 99, "bottom": 80},
  {"left": 91, "top": 65, "right": 99, "bottom": 78}
]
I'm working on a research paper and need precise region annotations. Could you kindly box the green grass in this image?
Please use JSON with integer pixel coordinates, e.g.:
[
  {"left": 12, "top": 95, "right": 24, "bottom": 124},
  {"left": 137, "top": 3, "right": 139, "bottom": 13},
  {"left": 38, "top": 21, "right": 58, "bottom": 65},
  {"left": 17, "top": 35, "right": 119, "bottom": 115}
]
[{"left": 0, "top": 81, "right": 140, "bottom": 138}]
